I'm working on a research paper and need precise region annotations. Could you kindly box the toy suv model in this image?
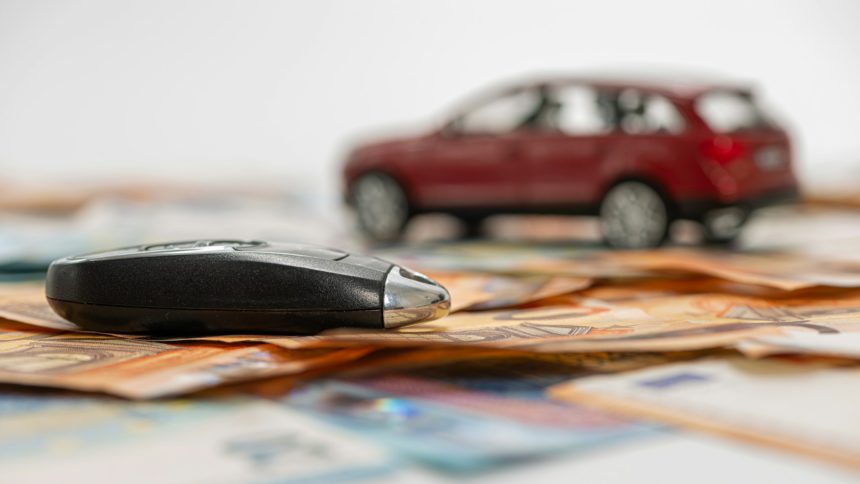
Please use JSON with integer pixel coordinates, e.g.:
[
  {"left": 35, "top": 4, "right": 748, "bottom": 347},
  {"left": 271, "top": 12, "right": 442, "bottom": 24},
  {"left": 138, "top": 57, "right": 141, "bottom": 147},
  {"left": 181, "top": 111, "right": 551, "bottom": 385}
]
[{"left": 343, "top": 76, "right": 798, "bottom": 248}]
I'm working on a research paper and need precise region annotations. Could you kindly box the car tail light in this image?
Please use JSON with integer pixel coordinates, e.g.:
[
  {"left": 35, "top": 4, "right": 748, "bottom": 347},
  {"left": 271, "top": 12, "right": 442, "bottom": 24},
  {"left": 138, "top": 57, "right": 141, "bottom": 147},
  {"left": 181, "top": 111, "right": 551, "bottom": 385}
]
[{"left": 700, "top": 136, "right": 746, "bottom": 165}]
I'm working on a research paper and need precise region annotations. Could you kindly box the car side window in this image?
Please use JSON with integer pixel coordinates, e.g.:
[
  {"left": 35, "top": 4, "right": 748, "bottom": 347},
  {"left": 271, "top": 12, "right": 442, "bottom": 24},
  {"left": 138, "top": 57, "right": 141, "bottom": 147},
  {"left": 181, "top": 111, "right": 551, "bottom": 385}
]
[
  {"left": 455, "top": 88, "right": 541, "bottom": 135},
  {"left": 615, "top": 89, "right": 685, "bottom": 134},
  {"left": 555, "top": 85, "right": 614, "bottom": 135}
]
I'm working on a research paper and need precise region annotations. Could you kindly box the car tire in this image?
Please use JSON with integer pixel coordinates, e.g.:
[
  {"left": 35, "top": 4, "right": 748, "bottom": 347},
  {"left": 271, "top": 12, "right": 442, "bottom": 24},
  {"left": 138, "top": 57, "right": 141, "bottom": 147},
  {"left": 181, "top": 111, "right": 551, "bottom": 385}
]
[
  {"left": 352, "top": 173, "right": 411, "bottom": 242},
  {"left": 701, "top": 207, "right": 749, "bottom": 245},
  {"left": 599, "top": 181, "right": 670, "bottom": 249}
]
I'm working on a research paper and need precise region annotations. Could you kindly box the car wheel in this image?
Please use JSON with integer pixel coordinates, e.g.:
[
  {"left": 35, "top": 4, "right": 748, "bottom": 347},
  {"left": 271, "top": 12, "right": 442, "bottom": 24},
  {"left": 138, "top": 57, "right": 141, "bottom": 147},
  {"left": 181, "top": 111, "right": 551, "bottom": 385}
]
[
  {"left": 352, "top": 173, "right": 411, "bottom": 242},
  {"left": 599, "top": 181, "right": 670, "bottom": 249},
  {"left": 701, "top": 207, "right": 749, "bottom": 245}
]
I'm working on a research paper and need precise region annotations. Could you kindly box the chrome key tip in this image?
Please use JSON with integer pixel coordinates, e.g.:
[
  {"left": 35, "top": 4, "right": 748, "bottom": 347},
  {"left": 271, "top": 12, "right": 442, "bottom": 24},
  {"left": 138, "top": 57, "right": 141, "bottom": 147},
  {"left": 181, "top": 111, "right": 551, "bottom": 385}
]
[{"left": 382, "top": 266, "right": 450, "bottom": 329}]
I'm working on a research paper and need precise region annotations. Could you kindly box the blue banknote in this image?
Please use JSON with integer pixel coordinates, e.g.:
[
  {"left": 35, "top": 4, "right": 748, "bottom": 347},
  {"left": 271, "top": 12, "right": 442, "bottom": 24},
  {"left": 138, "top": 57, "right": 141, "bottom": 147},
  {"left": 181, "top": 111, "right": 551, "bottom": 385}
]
[
  {"left": 0, "top": 391, "right": 395, "bottom": 483},
  {"left": 284, "top": 377, "right": 658, "bottom": 472}
]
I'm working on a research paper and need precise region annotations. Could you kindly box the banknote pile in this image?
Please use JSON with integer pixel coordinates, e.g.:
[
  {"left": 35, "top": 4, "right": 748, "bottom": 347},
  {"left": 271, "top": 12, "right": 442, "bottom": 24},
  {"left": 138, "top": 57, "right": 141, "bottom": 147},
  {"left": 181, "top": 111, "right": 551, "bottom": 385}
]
[{"left": 2, "top": 219, "right": 860, "bottom": 480}]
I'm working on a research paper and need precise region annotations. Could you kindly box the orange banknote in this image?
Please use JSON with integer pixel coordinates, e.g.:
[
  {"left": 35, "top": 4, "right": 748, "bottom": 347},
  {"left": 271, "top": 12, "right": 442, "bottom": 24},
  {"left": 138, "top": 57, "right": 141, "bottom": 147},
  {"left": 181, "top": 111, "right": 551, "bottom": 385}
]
[{"left": 0, "top": 320, "right": 373, "bottom": 398}]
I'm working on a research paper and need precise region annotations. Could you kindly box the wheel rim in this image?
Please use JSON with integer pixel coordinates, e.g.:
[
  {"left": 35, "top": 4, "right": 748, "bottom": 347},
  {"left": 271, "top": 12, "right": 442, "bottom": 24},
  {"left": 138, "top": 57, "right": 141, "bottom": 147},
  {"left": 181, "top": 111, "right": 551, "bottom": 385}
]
[
  {"left": 600, "top": 182, "right": 668, "bottom": 249},
  {"left": 353, "top": 174, "right": 408, "bottom": 240}
]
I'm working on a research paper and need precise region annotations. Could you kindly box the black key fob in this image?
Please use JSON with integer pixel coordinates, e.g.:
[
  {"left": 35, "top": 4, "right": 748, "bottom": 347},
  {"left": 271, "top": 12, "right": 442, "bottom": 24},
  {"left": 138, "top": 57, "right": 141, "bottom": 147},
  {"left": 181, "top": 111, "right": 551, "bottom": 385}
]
[{"left": 45, "top": 240, "right": 450, "bottom": 335}]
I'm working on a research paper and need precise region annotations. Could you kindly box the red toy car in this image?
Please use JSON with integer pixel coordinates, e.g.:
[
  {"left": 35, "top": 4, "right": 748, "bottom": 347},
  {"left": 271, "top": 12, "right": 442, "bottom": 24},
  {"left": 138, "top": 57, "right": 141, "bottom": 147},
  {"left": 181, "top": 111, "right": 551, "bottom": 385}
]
[{"left": 343, "top": 75, "right": 798, "bottom": 248}]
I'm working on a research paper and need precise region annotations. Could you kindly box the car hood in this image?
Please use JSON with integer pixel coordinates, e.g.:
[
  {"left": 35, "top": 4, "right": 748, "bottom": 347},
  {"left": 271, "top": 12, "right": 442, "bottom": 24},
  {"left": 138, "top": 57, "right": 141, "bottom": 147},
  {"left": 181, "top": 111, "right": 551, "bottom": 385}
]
[{"left": 349, "top": 132, "right": 434, "bottom": 161}]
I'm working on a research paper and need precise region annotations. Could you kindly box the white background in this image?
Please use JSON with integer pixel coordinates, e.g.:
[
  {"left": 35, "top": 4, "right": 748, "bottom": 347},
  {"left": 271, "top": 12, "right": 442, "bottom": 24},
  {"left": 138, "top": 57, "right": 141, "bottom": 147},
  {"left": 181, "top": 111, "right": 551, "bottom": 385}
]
[{"left": 1, "top": 0, "right": 859, "bottom": 197}]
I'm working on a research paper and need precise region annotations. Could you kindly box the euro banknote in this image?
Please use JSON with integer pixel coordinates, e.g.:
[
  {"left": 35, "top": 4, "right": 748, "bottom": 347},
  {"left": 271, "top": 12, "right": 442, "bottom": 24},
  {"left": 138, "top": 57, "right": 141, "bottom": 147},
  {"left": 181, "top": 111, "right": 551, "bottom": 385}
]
[
  {"left": 0, "top": 390, "right": 394, "bottom": 482},
  {"left": 382, "top": 242, "right": 860, "bottom": 290},
  {"left": 548, "top": 356, "right": 860, "bottom": 472},
  {"left": 0, "top": 320, "right": 374, "bottom": 398},
  {"left": 283, "top": 377, "right": 655, "bottom": 471},
  {"left": 250, "top": 283, "right": 860, "bottom": 354},
  {"left": 737, "top": 332, "right": 860, "bottom": 359},
  {"left": 609, "top": 248, "right": 860, "bottom": 290},
  {"left": 428, "top": 271, "right": 592, "bottom": 312},
  {"left": 350, "top": 348, "right": 719, "bottom": 397}
]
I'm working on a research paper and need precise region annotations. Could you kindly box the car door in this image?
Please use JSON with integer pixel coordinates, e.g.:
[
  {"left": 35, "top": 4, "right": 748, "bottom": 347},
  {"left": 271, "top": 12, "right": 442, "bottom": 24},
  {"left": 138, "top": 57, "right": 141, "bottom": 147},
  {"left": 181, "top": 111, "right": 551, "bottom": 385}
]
[
  {"left": 517, "top": 84, "right": 611, "bottom": 207},
  {"left": 409, "top": 87, "right": 539, "bottom": 210},
  {"left": 599, "top": 89, "right": 691, "bottom": 198}
]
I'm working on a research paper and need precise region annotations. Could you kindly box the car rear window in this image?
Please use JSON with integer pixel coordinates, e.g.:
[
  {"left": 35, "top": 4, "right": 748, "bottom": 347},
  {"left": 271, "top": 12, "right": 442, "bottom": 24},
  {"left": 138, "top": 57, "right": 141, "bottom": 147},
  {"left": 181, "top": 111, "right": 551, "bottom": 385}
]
[{"left": 695, "top": 90, "right": 777, "bottom": 133}]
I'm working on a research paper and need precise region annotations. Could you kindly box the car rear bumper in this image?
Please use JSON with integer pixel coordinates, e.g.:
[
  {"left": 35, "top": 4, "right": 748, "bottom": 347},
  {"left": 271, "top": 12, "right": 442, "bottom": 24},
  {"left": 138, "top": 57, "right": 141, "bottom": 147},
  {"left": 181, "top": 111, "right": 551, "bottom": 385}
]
[{"left": 676, "top": 185, "right": 800, "bottom": 220}]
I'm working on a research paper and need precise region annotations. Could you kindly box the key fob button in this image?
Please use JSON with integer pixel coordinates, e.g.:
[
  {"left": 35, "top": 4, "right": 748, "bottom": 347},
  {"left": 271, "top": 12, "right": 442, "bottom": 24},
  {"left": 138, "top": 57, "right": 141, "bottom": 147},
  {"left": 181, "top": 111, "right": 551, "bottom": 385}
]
[
  {"left": 142, "top": 241, "right": 202, "bottom": 251},
  {"left": 241, "top": 243, "right": 349, "bottom": 261},
  {"left": 143, "top": 240, "right": 263, "bottom": 251}
]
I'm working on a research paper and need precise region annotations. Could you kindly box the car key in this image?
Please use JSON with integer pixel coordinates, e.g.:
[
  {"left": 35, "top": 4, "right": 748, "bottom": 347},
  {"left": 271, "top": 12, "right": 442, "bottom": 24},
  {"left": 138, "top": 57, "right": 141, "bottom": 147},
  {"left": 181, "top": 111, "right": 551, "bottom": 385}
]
[{"left": 45, "top": 240, "right": 450, "bottom": 335}]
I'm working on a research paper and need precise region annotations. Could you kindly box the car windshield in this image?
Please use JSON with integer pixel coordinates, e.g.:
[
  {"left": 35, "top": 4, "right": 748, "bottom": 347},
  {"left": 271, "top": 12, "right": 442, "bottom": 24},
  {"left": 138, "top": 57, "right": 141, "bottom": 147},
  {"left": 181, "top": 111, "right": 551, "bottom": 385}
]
[{"left": 696, "top": 90, "right": 777, "bottom": 133}]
